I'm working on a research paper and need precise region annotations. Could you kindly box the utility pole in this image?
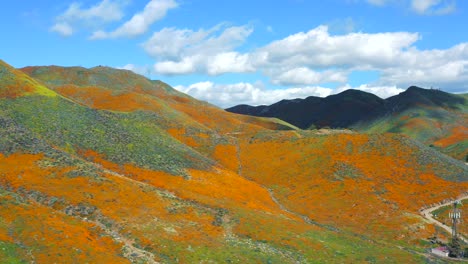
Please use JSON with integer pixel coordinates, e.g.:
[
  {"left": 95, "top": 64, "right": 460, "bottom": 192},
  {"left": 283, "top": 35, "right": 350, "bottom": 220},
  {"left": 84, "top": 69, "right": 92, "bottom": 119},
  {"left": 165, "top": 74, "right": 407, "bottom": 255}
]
[
  {"left": 448, "top": 200, "right": 463, "bottom": 258},
  {"left": 449, "top": 201, "right": 462, "bottom": 240}
]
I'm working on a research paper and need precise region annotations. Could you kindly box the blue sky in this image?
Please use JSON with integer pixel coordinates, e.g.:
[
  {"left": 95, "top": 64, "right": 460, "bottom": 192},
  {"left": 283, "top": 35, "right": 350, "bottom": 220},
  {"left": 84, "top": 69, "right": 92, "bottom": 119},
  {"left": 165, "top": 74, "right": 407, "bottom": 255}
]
[{"left": 1, "top": 0, "right": 467, "bottom": 107}]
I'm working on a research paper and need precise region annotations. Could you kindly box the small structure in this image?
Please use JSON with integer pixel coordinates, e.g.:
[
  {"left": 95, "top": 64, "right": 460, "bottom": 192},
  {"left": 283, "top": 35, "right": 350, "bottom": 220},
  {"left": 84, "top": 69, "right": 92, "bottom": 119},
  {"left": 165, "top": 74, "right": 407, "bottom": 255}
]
[
  {"left": 448, "top": 200, "right": 464, "bottom": 258},
  {"left": 431, "top": 246, "right": 449, "bottom": 257},
  {"left": 449, "top": 201, "right": 462, "bottom": 241}
]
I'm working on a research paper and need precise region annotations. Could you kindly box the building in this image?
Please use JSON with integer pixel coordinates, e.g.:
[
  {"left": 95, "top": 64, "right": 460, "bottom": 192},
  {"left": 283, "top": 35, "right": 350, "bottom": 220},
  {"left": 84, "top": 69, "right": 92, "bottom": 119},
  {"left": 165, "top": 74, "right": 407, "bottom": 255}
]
[{"left": 431, "top": 246, "right": 449, "bottom": 257}]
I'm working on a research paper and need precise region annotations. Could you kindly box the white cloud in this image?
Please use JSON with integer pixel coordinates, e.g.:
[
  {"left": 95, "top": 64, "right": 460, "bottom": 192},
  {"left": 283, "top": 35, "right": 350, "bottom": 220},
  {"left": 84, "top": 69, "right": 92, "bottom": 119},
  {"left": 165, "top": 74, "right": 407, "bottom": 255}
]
[
  {"left": 90, "top": 0, "right": 178, "bottom": 39},
  {"left": 243, "top": 25, "right": 421, "bottom": 87},
  {"left": 143, "top": 24, "right": 254, "bottom": 75},
  {"left": 154, "top": 57, "right": 196, "bottom": 75},
  {"left": 255, "top": 25, "right": 420, "bottom": 69},
  {"left": 376, "top": 43, "right": 468, "bottom": 91},
  {"left": 411, "top": 0, "right": 456, "bottom": 15},
  {"left": 143, "top": 24, "right": 253, "bottom": 60},
  {"left": 51, "top": 22, "right": 74, "bottom": 36},
  {"left": 271, "top": 67, "right": 348, "bottom": 86},
  {"left": 143, "top": 24, "right": 419, "bottom": 78},
  {"left": 51, "top": 0, "right": 126, "bottom": 36},
  {"left": 207, "top": 52, "right": 254, "bottom": 75},
  {"left": 255, "top": 26, "right": 468, "bottom": 92}
]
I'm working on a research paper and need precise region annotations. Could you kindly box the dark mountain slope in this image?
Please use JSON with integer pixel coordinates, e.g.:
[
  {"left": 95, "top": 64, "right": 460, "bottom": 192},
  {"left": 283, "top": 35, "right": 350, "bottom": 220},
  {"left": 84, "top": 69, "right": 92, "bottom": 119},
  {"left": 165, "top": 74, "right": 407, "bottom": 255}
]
[{"left": 228, "top": 89, "right": 386, "bottom": 129}]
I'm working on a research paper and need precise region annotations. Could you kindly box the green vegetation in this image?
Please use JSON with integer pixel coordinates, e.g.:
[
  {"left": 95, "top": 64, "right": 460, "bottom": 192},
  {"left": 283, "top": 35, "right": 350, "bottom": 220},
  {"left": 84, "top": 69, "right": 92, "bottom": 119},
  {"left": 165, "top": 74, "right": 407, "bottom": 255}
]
[
  {"left": 0, "top": 95, "right": 214, "bottom": 176},
  {"left": 0, "top": 241, "right": 27, "bottom": 264}
]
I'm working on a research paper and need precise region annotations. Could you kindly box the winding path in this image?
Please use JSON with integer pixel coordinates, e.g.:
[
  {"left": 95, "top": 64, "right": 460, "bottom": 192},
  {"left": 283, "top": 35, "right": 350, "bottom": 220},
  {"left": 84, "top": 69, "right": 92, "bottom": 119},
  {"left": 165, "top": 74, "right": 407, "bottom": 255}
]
[{"left": 421, "top": 195, "right": 468, "bottom": 244}]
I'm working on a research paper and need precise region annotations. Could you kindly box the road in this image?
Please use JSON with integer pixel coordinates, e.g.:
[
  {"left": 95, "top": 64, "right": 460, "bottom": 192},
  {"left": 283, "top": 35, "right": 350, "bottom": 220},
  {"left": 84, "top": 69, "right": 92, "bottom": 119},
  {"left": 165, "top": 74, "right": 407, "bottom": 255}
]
[{"left": 421, "top": 195, "right": 468, "bottom": 244}]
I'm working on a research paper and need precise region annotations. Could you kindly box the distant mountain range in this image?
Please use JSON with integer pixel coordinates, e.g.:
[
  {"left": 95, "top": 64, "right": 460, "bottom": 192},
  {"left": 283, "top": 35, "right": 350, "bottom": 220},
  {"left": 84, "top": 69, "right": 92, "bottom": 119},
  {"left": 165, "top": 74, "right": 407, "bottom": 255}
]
[{"left": 227, "top": 87, "right": 468, "bottom": 160}]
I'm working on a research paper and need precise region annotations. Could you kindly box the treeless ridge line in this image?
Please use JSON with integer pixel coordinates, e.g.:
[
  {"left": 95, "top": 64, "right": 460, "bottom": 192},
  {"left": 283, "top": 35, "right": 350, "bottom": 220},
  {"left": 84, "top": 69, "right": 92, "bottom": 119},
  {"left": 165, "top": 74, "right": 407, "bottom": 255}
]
[{"left": 420, "top": 194, "right": 468, "bottom": 244}]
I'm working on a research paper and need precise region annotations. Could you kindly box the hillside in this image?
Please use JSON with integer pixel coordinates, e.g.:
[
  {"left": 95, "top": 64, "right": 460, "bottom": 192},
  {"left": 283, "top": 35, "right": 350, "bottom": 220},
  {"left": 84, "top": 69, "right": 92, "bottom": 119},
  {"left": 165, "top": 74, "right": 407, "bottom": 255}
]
[
  {"left": 0, "top": 60, "right": 467, "bottom": 263},
  {"left": 358, "top": 87, "right": 467, "bottom": 160},
  {"left": 227, "top": 87, "right": 468, "bottom": 160}
]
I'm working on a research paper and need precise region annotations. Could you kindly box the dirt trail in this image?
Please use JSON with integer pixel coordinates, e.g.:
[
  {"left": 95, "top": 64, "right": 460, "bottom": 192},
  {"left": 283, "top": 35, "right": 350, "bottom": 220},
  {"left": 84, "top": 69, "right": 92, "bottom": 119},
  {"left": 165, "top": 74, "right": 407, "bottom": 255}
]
[
  {"left": 230, "top": 137, "right": 340, "bottom": 232},
  {"left": 88, "top": 217, "right": 159, "bottom": 264},
  {"left": 265, "top": 188, "right": 341, "bottom": 232},
  {"left": 421, "top": 195, "right": 468, "bottom": 244},
  {"left": 50, "top": 153, "right": 164, "bottom": 263}
]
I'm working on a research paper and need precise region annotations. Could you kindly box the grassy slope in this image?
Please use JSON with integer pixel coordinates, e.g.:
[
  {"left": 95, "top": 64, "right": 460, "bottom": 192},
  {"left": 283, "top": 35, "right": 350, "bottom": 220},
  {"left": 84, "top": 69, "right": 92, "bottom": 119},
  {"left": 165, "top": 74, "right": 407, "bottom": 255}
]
[
  {"left": 357, "top": 107, "right": 467, "bottom": 160},
  {"left": 242, "top": 131, "right": 467, "bottom": 221},
  {"left": 354, "top": 90, "right": 468, "bottom": 161},
  {"left": 214, "top": 130, "right": 468, "bottom": 252},
  {"left": 0, "top": 61, "right": 466, "bottom": 262},
  {"left": 0, "top": 95, "right": 214, "bottom": 175},
  {"left": 0, "top": 60, "right": 56, "bottom": 98},
  {"left": 20, "top": 65, "right": 297, "bottom": 162},
  {"left": 20, "top": 65, "right": 296, "bottom": 133}
]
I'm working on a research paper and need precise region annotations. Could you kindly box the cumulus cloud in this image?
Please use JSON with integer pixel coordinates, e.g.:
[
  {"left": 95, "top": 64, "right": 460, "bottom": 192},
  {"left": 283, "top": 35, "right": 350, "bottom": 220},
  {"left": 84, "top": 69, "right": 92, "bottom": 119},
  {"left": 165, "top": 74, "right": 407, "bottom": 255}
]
[
  {"left": 246, "top": 25, "right": 422, "bottom": 86},
  {"left": 51, "top": 22, "right": 74, "bottom": 36},
  {"left": 91, "top": 0, "right": 178, "bottom": 39},
  {"left": 143, "top": 24, "right": 421, "bottom": 80},
  {"left": 136, "top": 23, "right": 468, "bottom": 96},
  {"left": 255, "top": 25, "right": 420, "bottom": 69},
  {"left": 263, "top": 26, "right": 468, "bottom": 91},
  {"left": 270, "top": 67, "right": 348, "bottom": 86},
  {"left": 154, "top": 58, "right": 196, "bottom": 75},
  {"left": 51, "top": 0, "right": 126, "bottom": 36},
  {"left": 375, "top": 43, "right": 468, "bottom": 92},
  {"left": 143, "top": 24, "right": 254, "bottom": 75}
]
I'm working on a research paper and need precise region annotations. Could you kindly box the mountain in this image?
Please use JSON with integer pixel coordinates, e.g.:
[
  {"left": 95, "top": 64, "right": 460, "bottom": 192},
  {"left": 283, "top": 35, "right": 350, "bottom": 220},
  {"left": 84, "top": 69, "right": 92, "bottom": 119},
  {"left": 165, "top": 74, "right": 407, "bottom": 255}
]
[
  {"left": 1, "top": 60, "right": 467, "bottom": 263},
  {"left": 227, "top": 89, "right": 386, "bottom": 129},
  {"left": 227, "top": 86, "right": 468, "bottom": 160}
]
